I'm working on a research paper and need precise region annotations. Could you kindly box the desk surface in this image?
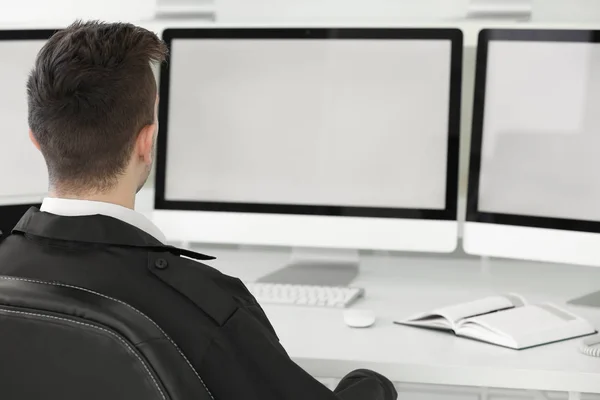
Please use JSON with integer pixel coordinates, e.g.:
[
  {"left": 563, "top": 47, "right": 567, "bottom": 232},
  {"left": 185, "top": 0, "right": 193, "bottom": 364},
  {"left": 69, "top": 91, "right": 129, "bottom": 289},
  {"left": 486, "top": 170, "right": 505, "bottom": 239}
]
[{"left": 195, "top": 245, "right": 600, "bottom": 393}]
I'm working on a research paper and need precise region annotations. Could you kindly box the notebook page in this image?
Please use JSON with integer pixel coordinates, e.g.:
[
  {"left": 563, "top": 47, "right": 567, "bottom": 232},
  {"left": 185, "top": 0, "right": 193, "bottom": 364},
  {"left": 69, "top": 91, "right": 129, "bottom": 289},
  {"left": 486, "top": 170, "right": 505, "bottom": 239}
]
[
  {"left": 435, "top": 293, "right": 525, "bottom": 324},
  {"left": 461, "top": 304, "right": 595, "bottom": 349},
  {"left": 397, "top": 316, "right": 454, "bottom": 331}
]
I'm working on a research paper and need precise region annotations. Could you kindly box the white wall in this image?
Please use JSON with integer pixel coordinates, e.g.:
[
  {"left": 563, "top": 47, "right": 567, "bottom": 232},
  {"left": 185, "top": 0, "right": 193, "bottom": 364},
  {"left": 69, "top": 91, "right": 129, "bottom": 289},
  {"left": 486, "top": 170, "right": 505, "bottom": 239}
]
[
  {"left": 532, "top": 0, "right": 600, "bottom": 22},
  {"left": 214, "top": 0, "right": 600, "bottom": 24},
  {"left": 215, "top": 0, "right": 470, "bottom": 23},
  {"left": 0, "top": 0, "right": 157, "bottom": 25}
]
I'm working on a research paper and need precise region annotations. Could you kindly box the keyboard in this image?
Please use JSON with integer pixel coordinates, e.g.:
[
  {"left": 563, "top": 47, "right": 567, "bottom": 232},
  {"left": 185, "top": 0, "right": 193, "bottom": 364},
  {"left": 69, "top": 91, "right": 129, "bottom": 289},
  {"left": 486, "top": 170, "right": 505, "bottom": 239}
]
[{"left": 245, "top": 282, "right": 365, "bottom": 308}]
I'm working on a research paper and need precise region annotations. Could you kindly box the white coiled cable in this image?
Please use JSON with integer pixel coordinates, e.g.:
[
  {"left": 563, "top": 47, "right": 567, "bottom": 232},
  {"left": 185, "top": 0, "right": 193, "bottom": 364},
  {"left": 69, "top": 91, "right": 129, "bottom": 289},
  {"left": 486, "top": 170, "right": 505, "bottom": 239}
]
[{"left": 580, "top": 335, "right": 600, "bottom": 357}]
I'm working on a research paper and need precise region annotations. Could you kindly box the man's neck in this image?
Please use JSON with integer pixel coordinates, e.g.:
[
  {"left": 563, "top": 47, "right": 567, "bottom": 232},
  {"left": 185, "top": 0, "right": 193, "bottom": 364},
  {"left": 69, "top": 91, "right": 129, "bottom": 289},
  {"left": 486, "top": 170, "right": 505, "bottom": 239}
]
[{"left": 49, "top": 188, "right": 136, "bottom": 210}]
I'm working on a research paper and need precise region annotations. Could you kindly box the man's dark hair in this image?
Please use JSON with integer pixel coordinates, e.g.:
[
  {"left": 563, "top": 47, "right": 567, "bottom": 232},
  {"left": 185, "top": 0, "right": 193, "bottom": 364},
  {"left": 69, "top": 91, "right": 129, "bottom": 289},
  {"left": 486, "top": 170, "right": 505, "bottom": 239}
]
[{"left": 27, "top": 21, "right": 168, "bottom": 192}]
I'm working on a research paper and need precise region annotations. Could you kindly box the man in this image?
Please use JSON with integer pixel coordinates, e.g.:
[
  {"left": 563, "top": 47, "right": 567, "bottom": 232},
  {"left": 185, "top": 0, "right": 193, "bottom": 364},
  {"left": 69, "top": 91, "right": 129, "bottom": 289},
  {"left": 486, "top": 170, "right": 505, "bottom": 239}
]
[{"left": 0, "top": 21, "right": 397, "bottom": 400}]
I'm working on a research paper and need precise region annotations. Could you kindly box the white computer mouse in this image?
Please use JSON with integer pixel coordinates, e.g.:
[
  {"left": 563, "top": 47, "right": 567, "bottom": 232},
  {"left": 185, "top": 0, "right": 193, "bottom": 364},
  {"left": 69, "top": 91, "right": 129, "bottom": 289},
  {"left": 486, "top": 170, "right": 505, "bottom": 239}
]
[{"left": 343, "top": 309, "right": 376, "bottom": 328}]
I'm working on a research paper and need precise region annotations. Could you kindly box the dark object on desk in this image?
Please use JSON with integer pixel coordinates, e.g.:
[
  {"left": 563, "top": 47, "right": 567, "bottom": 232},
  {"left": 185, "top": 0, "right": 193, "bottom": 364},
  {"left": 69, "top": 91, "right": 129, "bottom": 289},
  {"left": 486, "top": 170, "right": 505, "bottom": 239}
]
[
  {"left": 0, "top": 208, "right": 397, "bottom": 400},
  {"left": 0, "top": 277, "right": 212, "bottom": 400},
  {"left": 0, "top": 204, "right": 39, "bottom": 241},
  {"left": 258, "top": 260, "right": 359, "bottom": 286},
  {"left": 569, "top": 291, "right": 600, "bottom": 309}
]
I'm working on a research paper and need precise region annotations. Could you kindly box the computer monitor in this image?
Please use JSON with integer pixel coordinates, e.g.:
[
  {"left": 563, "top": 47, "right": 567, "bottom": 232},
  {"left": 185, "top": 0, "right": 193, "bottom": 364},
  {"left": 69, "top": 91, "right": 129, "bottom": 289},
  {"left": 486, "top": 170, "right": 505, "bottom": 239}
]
[
  {"left": 464, "top": 29, "right": 600, "bottom": 270},
  {"left": 0, "top": 30, "right": 53, "bottom": 237},
  {"left": 154, "top": 28, "right": 463, "bottom": 258}
]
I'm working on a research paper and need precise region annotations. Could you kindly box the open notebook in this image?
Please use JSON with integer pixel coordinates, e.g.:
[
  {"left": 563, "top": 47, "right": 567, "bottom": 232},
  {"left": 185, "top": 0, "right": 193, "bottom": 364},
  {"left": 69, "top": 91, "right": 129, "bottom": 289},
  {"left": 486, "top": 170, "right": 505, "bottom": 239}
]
[{"left": 395, "top": 294, "right": 596, "bottom": 349}]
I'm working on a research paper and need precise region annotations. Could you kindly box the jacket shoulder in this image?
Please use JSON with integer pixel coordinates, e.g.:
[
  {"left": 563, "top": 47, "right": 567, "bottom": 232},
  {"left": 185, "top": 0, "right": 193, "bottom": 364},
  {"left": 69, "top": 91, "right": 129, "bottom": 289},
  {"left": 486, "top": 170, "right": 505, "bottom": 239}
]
[
  {"left": 160, "top": 255, "right": 279, "bottom": 338},
  {"left": 147, "top": 252, "right": 264, "bottom": 326}
]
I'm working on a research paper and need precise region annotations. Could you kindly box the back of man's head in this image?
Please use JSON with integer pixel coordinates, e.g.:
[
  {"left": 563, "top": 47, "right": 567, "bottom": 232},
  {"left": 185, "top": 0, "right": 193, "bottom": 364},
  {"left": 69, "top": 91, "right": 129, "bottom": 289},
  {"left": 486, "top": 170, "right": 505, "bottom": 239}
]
[{"left": 27, "top": 21, "right": 167, "bottom": 195}]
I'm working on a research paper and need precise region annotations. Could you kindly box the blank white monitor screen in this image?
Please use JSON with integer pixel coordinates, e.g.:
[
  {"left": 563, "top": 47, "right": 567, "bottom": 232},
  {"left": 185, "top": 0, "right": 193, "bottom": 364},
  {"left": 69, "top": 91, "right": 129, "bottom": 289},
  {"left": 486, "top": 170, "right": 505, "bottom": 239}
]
[
  {"left": 0, "top": 37, "right": 48, "bottom": 206},
  {"left": 477, "top": 37, "right": 600, "bottom": 223},
  {"left": 162, "top": 35, "right": 456, "bottom": 212}
]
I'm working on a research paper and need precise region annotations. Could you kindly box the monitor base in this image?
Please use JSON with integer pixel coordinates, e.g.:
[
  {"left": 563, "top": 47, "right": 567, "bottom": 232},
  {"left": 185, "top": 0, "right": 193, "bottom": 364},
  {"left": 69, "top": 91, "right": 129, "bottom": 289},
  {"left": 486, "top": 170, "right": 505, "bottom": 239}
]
[
  {"left": 257, "top": 247, "right": 360, "bottom": 287},
  {"left": 568, "top": 291, "right": 600, "bottom": 309}
]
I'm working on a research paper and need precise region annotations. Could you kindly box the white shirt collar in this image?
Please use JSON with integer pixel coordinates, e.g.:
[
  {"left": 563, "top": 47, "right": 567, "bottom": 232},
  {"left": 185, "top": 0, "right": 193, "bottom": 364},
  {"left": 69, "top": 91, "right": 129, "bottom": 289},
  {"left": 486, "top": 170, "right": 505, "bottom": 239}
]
[{"left": 40, "top": 197, "right": 166, "bottom": 243}]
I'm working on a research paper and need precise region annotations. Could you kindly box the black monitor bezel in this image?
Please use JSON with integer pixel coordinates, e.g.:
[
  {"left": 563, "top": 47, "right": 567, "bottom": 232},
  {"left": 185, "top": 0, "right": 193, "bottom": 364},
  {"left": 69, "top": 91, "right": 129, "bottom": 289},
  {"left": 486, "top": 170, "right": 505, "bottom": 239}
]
[
  {"left": 0, "top": 29, "right": 55, "bottom": 230},
  {"left": 156, "top": 28, "right": 463, "bottom": 220},
  {"left": 0, "top": 29, "right": 57, "bottom": 41},
  {"left": 467, "top": 29, "right": 600, "bottom": 233}
]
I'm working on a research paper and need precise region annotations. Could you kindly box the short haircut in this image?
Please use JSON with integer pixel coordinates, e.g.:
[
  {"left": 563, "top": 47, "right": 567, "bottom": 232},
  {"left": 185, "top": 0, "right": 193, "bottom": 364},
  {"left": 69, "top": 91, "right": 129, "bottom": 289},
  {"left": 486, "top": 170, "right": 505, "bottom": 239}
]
[{"left": 27, "top": 21, "right": 168, "bottom": 192}]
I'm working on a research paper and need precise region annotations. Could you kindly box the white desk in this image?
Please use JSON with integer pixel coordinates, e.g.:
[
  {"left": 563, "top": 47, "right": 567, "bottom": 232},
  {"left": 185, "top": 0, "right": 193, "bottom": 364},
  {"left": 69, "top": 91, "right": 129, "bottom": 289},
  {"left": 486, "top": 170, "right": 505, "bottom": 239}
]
[{"left": 193, "top": 245, "right": 600, "bottom": 395}]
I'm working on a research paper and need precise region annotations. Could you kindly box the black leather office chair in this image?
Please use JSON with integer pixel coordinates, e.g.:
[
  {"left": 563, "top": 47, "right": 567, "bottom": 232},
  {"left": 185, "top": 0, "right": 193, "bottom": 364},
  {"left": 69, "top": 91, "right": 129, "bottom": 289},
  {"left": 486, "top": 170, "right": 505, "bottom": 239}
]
[{"left": 0, "top": 276, "right": 213, "bottom": 400}]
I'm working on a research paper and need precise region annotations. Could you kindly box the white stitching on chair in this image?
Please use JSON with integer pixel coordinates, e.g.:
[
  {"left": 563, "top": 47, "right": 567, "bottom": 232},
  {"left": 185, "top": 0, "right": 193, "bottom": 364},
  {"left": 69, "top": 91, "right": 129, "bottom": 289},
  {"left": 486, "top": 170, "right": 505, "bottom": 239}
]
[
  {"left": 0, "top": 308, "right": 166, "bottom": 400},
  {"left": 0, "top": 276, "right": 215, "bottom": 400}
]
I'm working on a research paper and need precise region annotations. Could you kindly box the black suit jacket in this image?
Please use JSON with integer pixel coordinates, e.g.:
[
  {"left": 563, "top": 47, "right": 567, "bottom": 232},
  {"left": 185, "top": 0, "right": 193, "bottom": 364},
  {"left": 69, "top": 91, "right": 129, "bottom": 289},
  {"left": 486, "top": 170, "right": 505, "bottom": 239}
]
[{"left": 0, "top": 208, "right": 397, "bottom": 400}]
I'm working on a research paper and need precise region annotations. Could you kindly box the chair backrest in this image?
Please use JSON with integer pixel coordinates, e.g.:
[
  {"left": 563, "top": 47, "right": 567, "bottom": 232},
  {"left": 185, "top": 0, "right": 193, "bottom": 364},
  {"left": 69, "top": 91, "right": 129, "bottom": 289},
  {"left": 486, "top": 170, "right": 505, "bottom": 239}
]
[{"left": 0, "top": 276, "right": 213, "bottom": 400}]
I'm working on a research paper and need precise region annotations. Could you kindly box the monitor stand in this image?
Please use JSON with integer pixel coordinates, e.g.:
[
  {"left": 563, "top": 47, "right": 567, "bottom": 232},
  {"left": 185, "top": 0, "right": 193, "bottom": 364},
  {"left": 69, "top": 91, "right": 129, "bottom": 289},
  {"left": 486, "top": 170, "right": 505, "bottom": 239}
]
[
  {"left": 567, "top": 291, "right": 600, "bottom": 308},
  {"left": 257, "top": 247, "right": 360, "bottom": 287}
]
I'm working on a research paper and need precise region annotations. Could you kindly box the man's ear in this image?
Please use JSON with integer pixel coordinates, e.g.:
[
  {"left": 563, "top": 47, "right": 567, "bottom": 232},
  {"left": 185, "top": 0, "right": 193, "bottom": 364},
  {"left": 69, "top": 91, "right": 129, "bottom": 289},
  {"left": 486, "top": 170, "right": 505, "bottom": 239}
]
[
  {"left": 136, "top": 123, "right": 156, "bottom": 165},
  {"left": 29, "top": 130, "right": 41, "bottom": 151}
]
